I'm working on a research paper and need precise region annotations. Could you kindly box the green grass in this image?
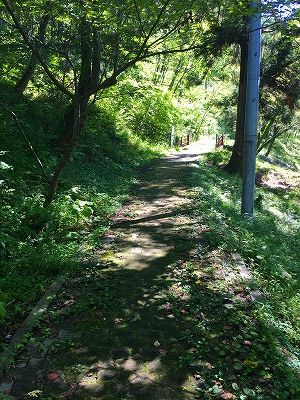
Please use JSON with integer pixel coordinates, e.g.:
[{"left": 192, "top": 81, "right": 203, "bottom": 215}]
[
  {"left": 186, "top": 144, "right": 300, "bottom": 396},
  {"left": 269, "top": 134, "right": 300, "bottom": 171},
  {"left": 0, "top": 86, "right": 164, "bottom": 346}
]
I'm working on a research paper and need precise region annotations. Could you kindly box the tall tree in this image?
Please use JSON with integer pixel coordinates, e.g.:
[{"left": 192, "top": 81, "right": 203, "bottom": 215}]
[
  {"left": 2, "top": 0, "right": 209, "bottom": 205},
  {"left": 196, "top": 22, "right": 249, "bottom": 173},
  {"left": 225, "top": 3, "right": 300, "bottom": 173},
  {"left": 224, "top": 37, "right": 248, "bottom": 174}
]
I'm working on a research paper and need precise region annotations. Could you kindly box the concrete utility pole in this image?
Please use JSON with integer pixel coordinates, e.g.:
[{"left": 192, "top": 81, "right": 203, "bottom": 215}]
[
  {"left": 170, "top": 125, "right": 175, "bottom": 147},
  {"left": 241, "top": 3, "right": 262, "bottom": 217}
]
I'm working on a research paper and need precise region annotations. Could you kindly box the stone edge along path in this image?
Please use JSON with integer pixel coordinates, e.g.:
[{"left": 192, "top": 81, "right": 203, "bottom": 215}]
[{"left": 0, "top": 275, "right": 68, "bottom": 382}]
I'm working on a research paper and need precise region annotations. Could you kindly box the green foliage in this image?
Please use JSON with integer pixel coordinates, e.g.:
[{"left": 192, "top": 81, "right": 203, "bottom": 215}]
[
  {"left": 206, "top": 148, "right": 230, "bottom": 166},
  {"left": 130, "top": 89, "right": 175, "bottom": 143},
  {"left": 0, "top": 303, "right": 6, "bottom": 319},
  {"left": 0, "top": 393, "right": 12, "bottom": 400},
  {"left": 181, "top": 146, "right": 300, "bottom": 397},
  {"left": 0, "top": 0, "right": 299, "bottom": 374},
  {"left": 193, "top": 148, "right": 300, "bottom": 348},
  {"left": 0, "top": 82, "right": 164, "bottom": 344},
  {"left": 270, "top": 133, "right": 300, "bottom": 170}
]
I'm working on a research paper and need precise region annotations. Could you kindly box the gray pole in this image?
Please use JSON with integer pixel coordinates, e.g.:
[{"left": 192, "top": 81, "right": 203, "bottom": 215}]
[
  {"left": 170, "top": 125, "right": 175, "bottom": 147},
  {"left": 241, "top": 2, "right": 262, "bottom": 217}
]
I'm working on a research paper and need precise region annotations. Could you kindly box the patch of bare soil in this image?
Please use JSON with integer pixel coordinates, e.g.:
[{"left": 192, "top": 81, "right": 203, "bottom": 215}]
[{"left": 256, "top": 168, "right": 300, "bottom": 191}]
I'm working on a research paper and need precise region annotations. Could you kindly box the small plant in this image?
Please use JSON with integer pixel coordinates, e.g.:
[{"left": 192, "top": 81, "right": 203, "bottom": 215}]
[{"left": 205, "top": 149, "right": 230, "bottom": 166}]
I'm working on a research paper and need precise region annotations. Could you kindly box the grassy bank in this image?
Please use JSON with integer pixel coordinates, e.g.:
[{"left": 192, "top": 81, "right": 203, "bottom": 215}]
[
  {"left": 0, "top": 87, "right": 164, "bottom": 346},
  {"left": 186, "top": 139, "right": 300, "bottom": 396}
]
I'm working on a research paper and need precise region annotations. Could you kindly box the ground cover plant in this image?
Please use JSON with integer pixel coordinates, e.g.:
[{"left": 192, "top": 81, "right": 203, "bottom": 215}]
[
  {"left": 0, "top": 0, "right": 299, "bottom": 398},
  {"left": 0, "top": 84, "right": 164, "bottom": 346},
  {"left": 0, "top": 139, "right": 299, "bottom": 400},
  {"left": 186, "top": 141, "right": 300, "bottom": 398}
]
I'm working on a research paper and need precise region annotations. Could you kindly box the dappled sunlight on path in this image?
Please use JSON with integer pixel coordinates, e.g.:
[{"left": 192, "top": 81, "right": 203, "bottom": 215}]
[
  {"left": 4, "top": 139, "right": 216, "bottom": 399},
  {"left": 3, "top": 136, "right": 274, "bottom": 400},
  {"left": 3, "top": 136, "right": 299, "bottom": 399},
  {"left": 104, "top": 138, "right": 214, "bottom": 272}
]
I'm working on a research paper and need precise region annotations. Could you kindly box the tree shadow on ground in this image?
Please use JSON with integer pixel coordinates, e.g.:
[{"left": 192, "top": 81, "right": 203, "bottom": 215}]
[
  {"left": 7, "top": 152, "right": 300, "bottom": 400},
  {"left": 11, "top": 243, "right": 300, "bottom": 399}
]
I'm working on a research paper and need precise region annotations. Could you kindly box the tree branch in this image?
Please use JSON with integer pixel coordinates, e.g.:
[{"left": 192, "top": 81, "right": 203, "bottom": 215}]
[
  {"left": 1, "top": 0, "right": 74, "bottom": 99},
  {"left": 257, "top": 129, "right": 288, "bottom": 154},
  {"left": 147, "top": 1, "right": 196, "bottom": 50},
  {"left": 133, "top": 0, "right": 146, "bottom": 37},
  {"left": 90, "top": 41, "right": 202, "bottom": 97},
  {"left": 248, "top": 14, "right": 299, "bottom": 35},
  {"left": 147, "top": 15, "right": 186, "bottom": 50},
  {"left": 142, "top": 43, "right": 202, "bottom": 59},
  {"left": 138, "top": 0, "right": 172, "bottom": 56},
  {"left": 0, "top": 102, "right": 49, "bottom": 181}
]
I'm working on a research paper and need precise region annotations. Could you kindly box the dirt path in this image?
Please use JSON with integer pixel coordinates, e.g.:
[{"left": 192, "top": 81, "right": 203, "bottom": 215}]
[
  {"left": 2, "top": 138, "right": 240, "bottom": 400},
  {"left": 105, "top": 139, "right": 211, "bottom": 272},
  {"left": 2, "top": 139, "right": 300, "bottom": 400}
]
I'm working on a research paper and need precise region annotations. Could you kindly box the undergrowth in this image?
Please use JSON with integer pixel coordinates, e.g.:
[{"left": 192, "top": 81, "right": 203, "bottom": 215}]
[
  {"left": 0, "top": 86, "right": 164, "bottom": 346},
  {"left": 189, "top": 145, "right": 300, "bottom": 395}
]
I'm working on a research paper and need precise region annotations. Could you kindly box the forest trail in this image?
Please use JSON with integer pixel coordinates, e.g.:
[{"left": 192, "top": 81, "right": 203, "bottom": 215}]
[
  {"left": 106, "top": 137, "right": 214, "bottom": 272},
  {"left": 3, "top": 137, "right": 250, "bottom": 400}
]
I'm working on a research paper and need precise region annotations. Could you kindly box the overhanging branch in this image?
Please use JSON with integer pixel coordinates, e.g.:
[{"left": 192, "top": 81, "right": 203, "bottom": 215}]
[{"left": 2, "top": 0, "right": 74, "bottom": 99}]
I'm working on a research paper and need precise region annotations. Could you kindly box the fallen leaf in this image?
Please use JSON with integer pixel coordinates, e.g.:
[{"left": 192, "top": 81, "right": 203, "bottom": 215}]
[
  {"left": 211, "top": 384, "right": 222, "bottom": 394},
  {"left": 221, "top": 392, "right": 234, "bottom": 399},
  {"left": 243, "top": 360, "right": 258, "bottom": 368},
  {"left": 27, "top": 390, "right": 43, "bottom": 397},
  {"left": 158, "top": 348, "right": 167, "bottom": 355},
  {"left": 243, "top": 388, "right": 254, "bottom": 395},
  {"left": 162, "top": 302, "right": 172, "bottom": 310},
  {"left": 48, "top": 372, "right": 59, "bottom": 381}
]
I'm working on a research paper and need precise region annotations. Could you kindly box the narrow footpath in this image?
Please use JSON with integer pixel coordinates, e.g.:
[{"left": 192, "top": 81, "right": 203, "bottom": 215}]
[{"left": 1, "top": 139, "right": 262, "bottom": 400}]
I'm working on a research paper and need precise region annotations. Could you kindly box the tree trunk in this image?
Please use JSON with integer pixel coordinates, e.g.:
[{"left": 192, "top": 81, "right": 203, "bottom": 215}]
[
  {"left": 15, "top": 57, "right": 39, "bottom": 94},
  {"left": 44, "top": 16, "right": 101, "bottom": 205},
  {"left": 15, "top": 13, "right": 50, "bottom": 93},
  {"left": 224, "top": 39, "right": 248, "bottom": 174},
  {"left": 173, "top": 64, "right": 189, "bottom": 94},
  {"left": 169, "top": 57, "right": 183, "bottom": 90},
  {"left": 58, "top": 17, "right": 95, "bottom": 148},
  {"left": 44, "top": 100, "right": 80, "bottom": 207}
]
